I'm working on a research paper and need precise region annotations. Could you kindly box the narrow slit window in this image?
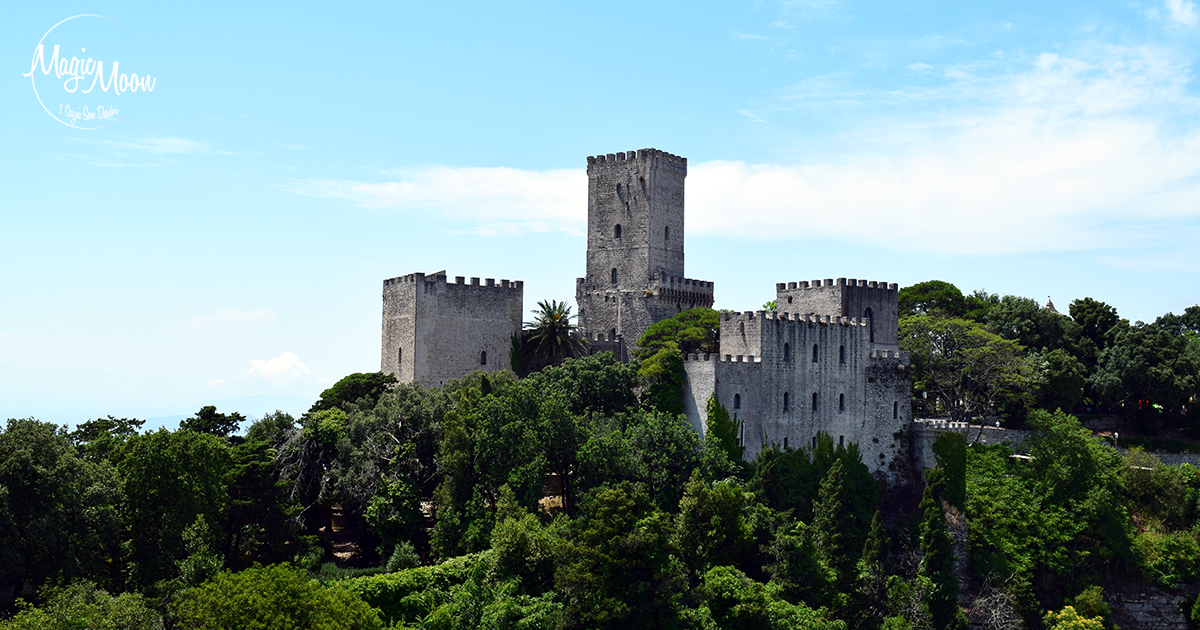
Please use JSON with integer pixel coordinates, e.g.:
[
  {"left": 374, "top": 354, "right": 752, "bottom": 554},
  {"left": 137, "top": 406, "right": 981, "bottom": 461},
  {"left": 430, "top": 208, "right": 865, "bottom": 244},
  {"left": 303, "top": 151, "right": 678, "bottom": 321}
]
[
  {"left": 812, "top": 344, "right": 819, "bottom": 362},
  {"left": 783, "top": 343, "right": 790, "bottom": 361},
  {"left": 665, "top": 226, "right": 670, "bottom": 241},
  {"left": 480, "top": 350, "right": 487, "bottom": 365},
  {"left": 839, "top": 393, "right": 845, "bottom": 412},
  {"left": 734, "top": 393, "right": 741, "bottom": 410},
  {"left": 783, "top": 392, "right": 790, "bottom": 412},
  {"left": 839, "top": 345, "right": 846, "bottom": 364},
  {"left": 811, "top": 392, "right": 818, "bottom": 412},
  {"left": 893, "top": 401, "right": 899, "bottom": 419},
  {"left": 839, "top": 435, "right": 844, "bottom": 447},
  {"left": 614, "top": 224, "right": 622, "bottom": 239},
  {"left": 783, "top": 437, "right": 789, "bottom": 449},
  {"left": 812, "top": 436, "right": 817, "bottom": 449},
  {"left": 611, "top": 268, "right": 618, "bottom": 284}
]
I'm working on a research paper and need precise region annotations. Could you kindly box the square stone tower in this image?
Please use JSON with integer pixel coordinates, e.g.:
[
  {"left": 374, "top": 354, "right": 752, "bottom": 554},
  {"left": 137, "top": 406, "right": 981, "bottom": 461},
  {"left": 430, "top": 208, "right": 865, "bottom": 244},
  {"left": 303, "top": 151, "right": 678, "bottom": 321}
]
[
  {"left": 575, "top": 149, "right": 714, "bottom": 349},
  {"left": 381, "top": 271, "right": 523, "bottom": 386}
]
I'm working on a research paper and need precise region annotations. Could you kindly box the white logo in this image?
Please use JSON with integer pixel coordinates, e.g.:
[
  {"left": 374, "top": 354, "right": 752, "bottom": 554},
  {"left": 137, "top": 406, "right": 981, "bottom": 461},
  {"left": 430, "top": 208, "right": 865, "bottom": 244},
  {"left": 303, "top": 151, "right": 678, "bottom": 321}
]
[{"left": 22, "top": 15, "right": 156, "bottom": 129}]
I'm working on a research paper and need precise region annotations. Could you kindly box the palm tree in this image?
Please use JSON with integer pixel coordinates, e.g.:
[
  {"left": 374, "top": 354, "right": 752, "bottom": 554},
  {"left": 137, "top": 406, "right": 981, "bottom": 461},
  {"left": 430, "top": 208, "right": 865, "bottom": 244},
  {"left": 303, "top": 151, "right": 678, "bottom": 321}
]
[{"left": 524, "top": 299, "right": 587, "bottom": 366}]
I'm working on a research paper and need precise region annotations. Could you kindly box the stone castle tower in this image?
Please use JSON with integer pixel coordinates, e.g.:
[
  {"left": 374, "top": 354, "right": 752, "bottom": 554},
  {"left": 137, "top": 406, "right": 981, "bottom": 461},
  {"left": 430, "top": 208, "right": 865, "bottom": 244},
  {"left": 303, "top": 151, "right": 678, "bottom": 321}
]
[
  {"left": 575, "top": 149, "right": 714, "bottom": 351},
  {"left": 380, "top": 272, "right": 522, "bottom": 386}
]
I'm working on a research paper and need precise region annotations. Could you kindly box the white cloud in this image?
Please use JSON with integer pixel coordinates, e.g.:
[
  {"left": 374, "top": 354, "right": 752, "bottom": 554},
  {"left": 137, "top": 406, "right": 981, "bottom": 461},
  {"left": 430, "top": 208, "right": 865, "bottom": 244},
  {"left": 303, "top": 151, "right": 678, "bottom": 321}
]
[
  {"left": 206, "top": 352, "right": 330, "bottom": 393},
  {"left": 1166, "top": 0, "right": 1199, "bottom": 26},
  {"left": 281, "top": 45, "right": 1200, "bottom": 256},
  {"left": 908, "top": 62, "right": 934, "bottom": 72},
  {"left": 282, "top": 166, "right": 586, "bottom": 236},
  {"left": 165, "top": 309, "right": 279, "bottom": 333},
  {"left": 681, "top": 45, "right": 1200, "bottom": 254}
]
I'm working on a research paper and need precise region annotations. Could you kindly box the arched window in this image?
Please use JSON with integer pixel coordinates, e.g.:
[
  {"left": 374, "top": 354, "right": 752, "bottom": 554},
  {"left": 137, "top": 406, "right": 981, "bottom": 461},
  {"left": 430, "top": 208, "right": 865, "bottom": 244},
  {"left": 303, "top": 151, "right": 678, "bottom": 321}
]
[
  {"left": 783, "top": 343, "right": 790, "bottom": 361},
  {"left": 611, "top": 268, "right": 618, "bottom": 284},
  {"left": 839, "top": 393, "right": 845, "bottom": 412},
  {"left": 480, "top": 350, "right": 487, "bottom": 365},
  {"left": 812, "top": 344, "right": 819, "bottom": 362},
  {"left": 734, "top": 393, "right": 741, "bottom": 409},
  {"left": 811, "top": 392, "right": 818, "bottom": 412},
  {"left": 893, "top": 401, "right": 899, "bottom": 419},
  {"left": 614, "top": 224, "right": 622, "bottom": 239},
  {"left": 664, "top": 226, "right": 670, "bottom": 241},
  {"left": 863, "top": 307, "right": 874, "bottom": 343},
  {"left": 739, "top": 321, "right": 745, "bottom": 336},
  {"left": 783, "top": 392, "right": 790, "bottom": 412},
  {"left": 839, "top": 345, "right": 846, "bottom": 364}
]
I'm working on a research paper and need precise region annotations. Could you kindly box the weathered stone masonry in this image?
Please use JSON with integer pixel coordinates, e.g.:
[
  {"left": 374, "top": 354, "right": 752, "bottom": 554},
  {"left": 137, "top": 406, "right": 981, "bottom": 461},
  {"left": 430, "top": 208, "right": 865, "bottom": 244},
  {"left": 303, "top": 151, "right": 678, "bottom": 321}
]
[{"left": 381, "top": 272, "right": 522, "bottom": 387}]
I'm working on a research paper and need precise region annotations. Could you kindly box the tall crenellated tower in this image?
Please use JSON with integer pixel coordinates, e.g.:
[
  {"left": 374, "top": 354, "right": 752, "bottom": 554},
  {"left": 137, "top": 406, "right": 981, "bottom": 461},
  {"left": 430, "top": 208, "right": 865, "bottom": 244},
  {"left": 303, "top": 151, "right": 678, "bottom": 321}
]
[{"left": 576, "top": 149, "right": 714, "bottom": 351}]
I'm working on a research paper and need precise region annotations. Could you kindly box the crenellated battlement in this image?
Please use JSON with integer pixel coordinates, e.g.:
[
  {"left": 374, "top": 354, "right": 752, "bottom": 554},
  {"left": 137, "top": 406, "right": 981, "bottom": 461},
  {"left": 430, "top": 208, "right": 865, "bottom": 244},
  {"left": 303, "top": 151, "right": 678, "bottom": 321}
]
[
  {"left": 776, "top": 278, "right": 899, "bottom": 292},
  {"left": 586, "top": 148, "right": 687, "bottom": 176},
  {"left": 721, "top": 310, "right": 870, "bottom": 327},
  {"left": 383, "top": 271, "right": 523, "bottom": 292}
]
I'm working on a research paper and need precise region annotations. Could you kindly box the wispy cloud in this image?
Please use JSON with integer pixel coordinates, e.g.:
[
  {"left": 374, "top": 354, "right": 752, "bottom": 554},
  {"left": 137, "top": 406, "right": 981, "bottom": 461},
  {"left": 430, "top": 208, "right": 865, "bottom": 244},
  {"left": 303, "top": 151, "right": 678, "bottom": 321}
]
[
  {"left": 282, "top": 166, "right": 586, "bottom": 236},
  {"left": 1166, "top": 0, "right": 1199, "bottom": 26},
  {"left": 276, "top": 143, "right": 310, "bottom": 150},
  {"left": 281, "top": 45, "right": 1200, "bottom": 256},
  {"left": 164, "top": 309, "right": 279, "bottom": 333},
  {"left": 206, "top": 352, "right": 330, "bottom": 393}
]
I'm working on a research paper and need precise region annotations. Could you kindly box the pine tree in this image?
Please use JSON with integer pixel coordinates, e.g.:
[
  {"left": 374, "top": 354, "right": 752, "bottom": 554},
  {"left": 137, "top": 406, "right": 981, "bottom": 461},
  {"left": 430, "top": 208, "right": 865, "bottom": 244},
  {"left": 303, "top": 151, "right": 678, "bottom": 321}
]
[
  {"left": 918, "top": 483, "right": 966, "bottom": 630},
  {"left": 851, "top": 511, "right": 889, "bottom": 630},
  {"left": 813, "top": 459, "right": 857, "bottom": 600}
]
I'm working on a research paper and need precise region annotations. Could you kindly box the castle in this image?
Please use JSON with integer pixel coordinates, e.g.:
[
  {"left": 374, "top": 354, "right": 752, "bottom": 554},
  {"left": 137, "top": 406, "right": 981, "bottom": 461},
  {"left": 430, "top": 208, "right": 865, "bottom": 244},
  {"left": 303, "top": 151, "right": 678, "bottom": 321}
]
[{"left": 381, "top": 148, "right": 913, "bottom": 481}]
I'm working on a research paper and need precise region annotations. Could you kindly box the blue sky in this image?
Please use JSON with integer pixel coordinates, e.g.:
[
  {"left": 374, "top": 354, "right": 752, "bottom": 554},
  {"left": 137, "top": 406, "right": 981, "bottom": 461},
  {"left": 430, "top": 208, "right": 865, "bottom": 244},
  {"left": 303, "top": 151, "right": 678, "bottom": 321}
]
[{"left": 4, "top": 1, "right": 1200, "bottom": 427}]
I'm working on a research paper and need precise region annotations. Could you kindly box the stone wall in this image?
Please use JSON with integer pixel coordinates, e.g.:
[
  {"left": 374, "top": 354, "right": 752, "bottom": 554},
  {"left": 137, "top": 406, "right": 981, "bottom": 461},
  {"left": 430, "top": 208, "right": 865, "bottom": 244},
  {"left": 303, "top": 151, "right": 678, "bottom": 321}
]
[
  {"left": 682, "top": 309, "right": 911, "bottom": 483},
  {"left": 1107, "top": 586, "right": 1196, "bottom": 630},
  {"left": 381, "top": 272, "right": 523, "bottom": 387},
  {"left": 776, "top": 278, "right": 901, "bottom": 349}
]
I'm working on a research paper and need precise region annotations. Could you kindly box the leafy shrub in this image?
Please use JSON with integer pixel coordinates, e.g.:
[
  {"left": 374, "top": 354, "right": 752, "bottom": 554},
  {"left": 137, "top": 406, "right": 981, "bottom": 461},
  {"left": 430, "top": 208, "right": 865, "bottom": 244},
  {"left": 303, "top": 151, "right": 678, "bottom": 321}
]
[
  {"left": 0, "top": 581, "right": 162, "bottom": 630},
  {"left": 173, "top": 563, "right": 382, "bottom": 630},
  {"left": 340, "top": 553, "right": 488, "bottom": 626},
  {"left": 1132, "top": 530, "right": 1200, "bottom": 587}
]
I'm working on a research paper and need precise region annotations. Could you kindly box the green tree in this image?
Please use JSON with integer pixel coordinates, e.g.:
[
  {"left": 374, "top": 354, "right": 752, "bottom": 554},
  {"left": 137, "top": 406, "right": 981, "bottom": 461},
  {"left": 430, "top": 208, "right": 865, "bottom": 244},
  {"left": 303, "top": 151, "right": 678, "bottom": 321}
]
[
  {"left": 524, "top": 299, "right": 586, "bottom": 368},
  {"left": 640, "top": 347, "right": 686, "bottom": 416},
  {"left": 930, "top": 432, "right": 966, "bottom": 510},
  {"left": 918, "top": 483, "right": 966, "bottom": 630},
  {"left": 1034, "top": 349, "right": 1088, "bottom": 412},
  {"left": 688, "top": 565, "right": 845, "bottom": 630},
  {"left": 898, "top": 281, "right": 970, "bottom": 319},
  {"left": 180, "top": 406, "right": 246, "bottom": 437},
  {"left": 309, "top": 372, "right": 398, "bottom": 413},
  {"left": 0, "top": 581, "right": 162, "bottom": 630},
  {"left": 812, "top": 459, "right": 860, "bottom": 598},
  {"left": 675, "top": 472, "right": 752, "bottom": 575},
  {"left": 900, "top": 314, "right": 1038, "bottom": 421},
  {"left": 705, "top": 394, "right": 744, "bottom": 464},
  {"left": 115, "top": 429, "right": 232, "bottom": 591},
  {"left": 983, "top": 295, "right": 1081, "bottom": 355},
  {"left": 634, "top": 307, "right": 720, "bottom": 360},
  {"left": 1091, "top": 320, "right": 1198, "bottom": 421},
  {"left": 173, "top": 563, "right": 382, "bottom": 630},
  {"left": 0, "top": 419, "right": 123, "bottom": 595},
  {"left": 68, "top": 416, "right": 144, "bottom": 463}
]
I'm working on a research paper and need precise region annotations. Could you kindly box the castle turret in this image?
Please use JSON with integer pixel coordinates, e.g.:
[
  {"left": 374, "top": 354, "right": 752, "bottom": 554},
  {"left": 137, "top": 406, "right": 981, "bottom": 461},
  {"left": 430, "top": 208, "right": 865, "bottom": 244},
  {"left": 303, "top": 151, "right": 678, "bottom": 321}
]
[{"left": 575, "top": 149, "right": 714, "bottom": 350}]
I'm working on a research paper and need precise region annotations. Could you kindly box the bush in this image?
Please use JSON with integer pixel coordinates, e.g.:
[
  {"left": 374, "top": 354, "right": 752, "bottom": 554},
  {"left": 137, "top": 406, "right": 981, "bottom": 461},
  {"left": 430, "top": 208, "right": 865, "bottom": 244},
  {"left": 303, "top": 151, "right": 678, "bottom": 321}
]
[
  {"left": 173, "top": 563, "right": 382, "bottom": 630},
  {"left": 340, "top": 553, "right": 488, "bottom": 626},
  {"left": 1133, "top": 530, "right": 1200, "bottom": 588},
  {"left": 0, "top": 581, "right": 162, "bottom": 630}
]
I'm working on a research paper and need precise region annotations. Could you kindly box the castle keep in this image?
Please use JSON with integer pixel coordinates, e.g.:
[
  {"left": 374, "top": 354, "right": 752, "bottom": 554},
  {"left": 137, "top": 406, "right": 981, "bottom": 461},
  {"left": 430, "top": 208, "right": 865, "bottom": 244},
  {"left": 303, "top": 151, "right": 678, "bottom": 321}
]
[{"left": 382, "top": 148, "right": 911, "bottom": 480}]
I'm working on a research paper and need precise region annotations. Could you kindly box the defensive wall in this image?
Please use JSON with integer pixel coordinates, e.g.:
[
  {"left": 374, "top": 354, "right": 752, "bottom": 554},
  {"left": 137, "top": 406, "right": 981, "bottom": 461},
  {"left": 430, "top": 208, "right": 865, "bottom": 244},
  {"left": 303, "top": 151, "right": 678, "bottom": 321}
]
[
  {"left": 682, "top": 308, "right": 912, "bottom": 483},
  {"left": 381, "top": 272, "right": 523, "bottom": 387},
  {"left": 776, "top": 278, "right": 900, "bottom": 350}
]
